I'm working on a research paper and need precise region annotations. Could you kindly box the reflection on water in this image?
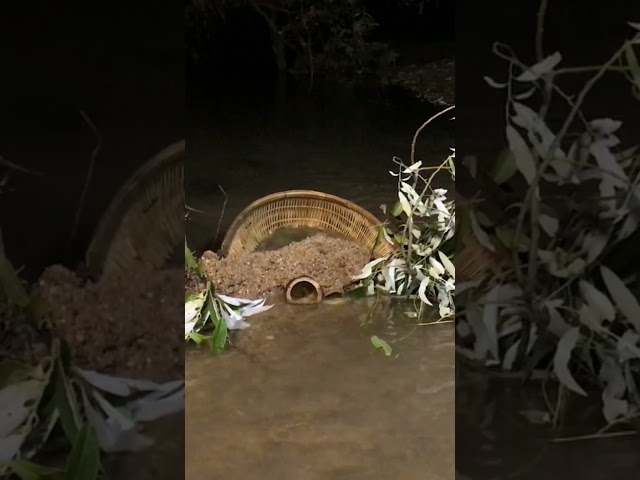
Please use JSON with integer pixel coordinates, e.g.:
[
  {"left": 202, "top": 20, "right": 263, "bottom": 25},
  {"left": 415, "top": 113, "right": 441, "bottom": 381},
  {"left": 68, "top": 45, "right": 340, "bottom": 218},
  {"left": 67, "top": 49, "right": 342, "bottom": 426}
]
[
  {"left": 186, "top": 298, "right": 454, "bottom": 480},
  {"left": 456, "top": 364, "right": 640, "bottom": 479}
]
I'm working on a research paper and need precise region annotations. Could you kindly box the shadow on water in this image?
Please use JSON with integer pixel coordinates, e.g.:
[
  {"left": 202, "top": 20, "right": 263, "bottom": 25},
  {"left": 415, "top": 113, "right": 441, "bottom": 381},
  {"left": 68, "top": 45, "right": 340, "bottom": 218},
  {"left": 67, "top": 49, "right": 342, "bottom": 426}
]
[{"left": 186, "top": 298, "right": 454, "bottom": 480}]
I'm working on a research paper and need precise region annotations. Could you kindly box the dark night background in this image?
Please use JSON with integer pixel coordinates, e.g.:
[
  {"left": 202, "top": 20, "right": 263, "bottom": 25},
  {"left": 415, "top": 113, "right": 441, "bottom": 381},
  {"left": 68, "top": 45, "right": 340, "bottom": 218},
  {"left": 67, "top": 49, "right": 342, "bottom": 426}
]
[
  {"left": 456, "top": 0, "right": 640, "bottom": 478},
  {"left": 0, "top": 1, "right": 184, "bottom": 279}
]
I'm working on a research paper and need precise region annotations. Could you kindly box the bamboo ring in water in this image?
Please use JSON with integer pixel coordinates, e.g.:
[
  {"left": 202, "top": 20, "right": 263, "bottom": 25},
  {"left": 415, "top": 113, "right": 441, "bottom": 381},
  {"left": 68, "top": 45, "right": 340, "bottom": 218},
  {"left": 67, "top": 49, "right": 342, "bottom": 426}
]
[{"left": 285, "top": 276, "right": 323, "bottom": 304}]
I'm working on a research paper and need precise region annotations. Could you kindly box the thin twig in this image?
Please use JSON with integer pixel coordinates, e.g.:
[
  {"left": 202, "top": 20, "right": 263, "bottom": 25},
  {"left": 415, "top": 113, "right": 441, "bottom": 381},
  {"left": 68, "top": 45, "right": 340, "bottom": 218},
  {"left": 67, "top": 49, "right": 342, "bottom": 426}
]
[
  {"left": 0, "top": 155, "right": 44, "bottom": 176},
  {"left": 69, "top": 111, "right": 101, "bottom": 245},
  {"left": 410, "top": 105, "right": 455, "bottom": 166},
  {"left": 214, "top": 184, "right": 228, "bottom": 244},
  {"left": 552, "top": 430, "right": 638, "bottom": 443}
]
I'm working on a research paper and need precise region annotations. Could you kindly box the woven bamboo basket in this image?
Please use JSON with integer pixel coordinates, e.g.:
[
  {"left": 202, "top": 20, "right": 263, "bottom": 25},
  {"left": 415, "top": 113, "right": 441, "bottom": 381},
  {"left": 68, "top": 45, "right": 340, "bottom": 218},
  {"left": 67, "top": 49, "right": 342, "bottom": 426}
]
[
  {"left": 85, "top": 140, "right": 184, "bottom": 279},
  {"left": 220, "top": 190, "right": 396, "bottom": 259}
]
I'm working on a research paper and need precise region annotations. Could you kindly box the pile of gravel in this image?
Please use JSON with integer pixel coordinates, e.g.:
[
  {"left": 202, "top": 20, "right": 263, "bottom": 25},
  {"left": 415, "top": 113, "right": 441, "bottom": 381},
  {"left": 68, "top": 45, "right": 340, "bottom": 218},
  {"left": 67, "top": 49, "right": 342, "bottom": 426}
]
[
  {"left": 34, "top": 265, "right": 183, "bottom": 382},
  {"left": 200, "top": 234, "right": 371, "bottom": 299}
]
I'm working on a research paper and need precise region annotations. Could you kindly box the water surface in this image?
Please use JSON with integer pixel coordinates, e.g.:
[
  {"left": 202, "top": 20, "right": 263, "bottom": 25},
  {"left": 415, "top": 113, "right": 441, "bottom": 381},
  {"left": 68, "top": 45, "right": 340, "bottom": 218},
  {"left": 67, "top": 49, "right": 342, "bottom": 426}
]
[{"left": 186, "top": 299, "right": 454, "bottom": 480}]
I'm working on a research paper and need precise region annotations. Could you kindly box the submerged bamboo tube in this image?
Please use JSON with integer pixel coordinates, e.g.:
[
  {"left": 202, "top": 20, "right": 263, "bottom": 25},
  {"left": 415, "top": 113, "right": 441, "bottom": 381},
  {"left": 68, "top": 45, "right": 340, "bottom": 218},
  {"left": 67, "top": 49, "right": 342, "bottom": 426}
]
[{"left": 285, "top": 276, "right": 323, "bottom": 304}]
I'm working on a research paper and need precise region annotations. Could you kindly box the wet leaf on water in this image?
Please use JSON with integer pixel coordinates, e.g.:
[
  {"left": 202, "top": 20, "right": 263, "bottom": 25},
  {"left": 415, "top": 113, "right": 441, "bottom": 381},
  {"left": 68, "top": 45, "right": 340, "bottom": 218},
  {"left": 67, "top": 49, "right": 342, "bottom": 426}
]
[
  {"left": 418, "top": 277, "right": 432, "bottom": 306},
  {"left": 506, "top": 124, "right": 537, "bottom": 185},
  {"left": 600, "top": 265, "right": 640, "bottom": 333},
  {"left": 579, "top": 280, "right": 616, "bottom": 322},
  {"left": 553, "top": 327, "right": 587, "bottom": 396},
  {"left": 516, "top": 51, "right": 562, "bottom": 81},
  {"left": 370, "top": 336, "right": 392, "bottom": 356},
  {"left": 344, "top": 286, "right": 369, "bottom": 299}
]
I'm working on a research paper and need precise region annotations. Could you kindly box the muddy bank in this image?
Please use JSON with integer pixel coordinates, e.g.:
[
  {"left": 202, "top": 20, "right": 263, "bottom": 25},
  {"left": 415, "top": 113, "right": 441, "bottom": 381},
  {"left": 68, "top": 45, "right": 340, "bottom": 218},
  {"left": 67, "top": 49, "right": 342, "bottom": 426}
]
[
  {"left": 386, "top": 58, "right": 454, "bottom": 106},
  {"left": 3, "top": 263, "right": 185, "bottom": 480}
]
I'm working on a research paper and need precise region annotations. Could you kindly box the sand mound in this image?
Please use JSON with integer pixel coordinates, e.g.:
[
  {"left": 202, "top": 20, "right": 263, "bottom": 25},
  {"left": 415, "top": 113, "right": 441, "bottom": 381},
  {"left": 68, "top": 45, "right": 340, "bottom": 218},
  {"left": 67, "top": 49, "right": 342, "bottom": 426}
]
[{"left": 200, "top": 234, "right": 371, "bottom": 299}]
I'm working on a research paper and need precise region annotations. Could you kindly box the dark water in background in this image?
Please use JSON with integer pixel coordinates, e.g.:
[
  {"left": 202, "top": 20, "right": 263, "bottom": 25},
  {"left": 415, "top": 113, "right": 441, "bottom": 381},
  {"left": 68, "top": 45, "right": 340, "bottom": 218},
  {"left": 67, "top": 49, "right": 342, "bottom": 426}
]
[
  {"left": 0, "top": 1, "right": 184, "bottom": 279},
  {"left": 185, "top": 74, "right": 454, "bottom": 252},
  {"left": 456, "top": 0, "right": 640, "bottom": 477}
]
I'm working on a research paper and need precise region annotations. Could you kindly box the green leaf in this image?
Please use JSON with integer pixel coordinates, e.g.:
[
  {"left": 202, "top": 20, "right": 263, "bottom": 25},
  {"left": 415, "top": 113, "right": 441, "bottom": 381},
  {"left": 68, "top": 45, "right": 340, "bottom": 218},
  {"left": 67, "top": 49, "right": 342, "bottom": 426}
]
[
  {"left": 495, "top": 225, "right": 529, "bottom": 252},
  {"left": 390, "top": 200, "right": 404, "bottom": 217},
  {"left": 6, "top": 460, "right": 63, "bottom": 480},
  {"left": 0, "top": 249, "right": 30, "bottom": 308},
  {"left": 186, "top": 332, "right": 211, "bottom": 345},
  {"left": 344, "top": 286, "right": 368, "bottom": 299},
  {"left": 490, "top": 147, "right": 518, "bottom": 184},
  {"left": 53, "top": 356, "right": 81, "bottom": 441},
  {"left": 624, "top": 44, "right": 640, "bottom": 92},
  {"left": 553, "top": 327, "right": 587, "bottom": 396},
  {"left": 207, "top": 296, "right": 228, "bottom": 355},
  {"left": 370, "top": 335, "right": 392, "bottom": 356},
  {"left": 506, "top": 124, "right": 537, "bottom": 184},
  {"left": 64, "top": 423, "right": 100, "bottom": 480}
]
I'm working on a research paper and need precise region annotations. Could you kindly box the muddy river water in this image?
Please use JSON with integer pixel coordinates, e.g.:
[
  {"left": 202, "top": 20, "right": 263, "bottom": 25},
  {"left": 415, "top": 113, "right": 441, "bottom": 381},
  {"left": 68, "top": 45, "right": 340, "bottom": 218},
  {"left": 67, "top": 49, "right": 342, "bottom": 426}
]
[{"left": 186, "top": 299, "right": 454, "bottom": 480}]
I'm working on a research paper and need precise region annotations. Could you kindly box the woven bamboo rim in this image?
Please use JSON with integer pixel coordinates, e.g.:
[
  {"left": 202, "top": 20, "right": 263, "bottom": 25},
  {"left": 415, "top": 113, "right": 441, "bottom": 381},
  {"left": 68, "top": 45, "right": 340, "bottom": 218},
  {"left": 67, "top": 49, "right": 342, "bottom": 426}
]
[
  {"left": 220, "top": 190, "right": 396, "bottom": 259},
  {"left": 85, "top": 140, "right": 185, "bottom": 279}
]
